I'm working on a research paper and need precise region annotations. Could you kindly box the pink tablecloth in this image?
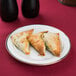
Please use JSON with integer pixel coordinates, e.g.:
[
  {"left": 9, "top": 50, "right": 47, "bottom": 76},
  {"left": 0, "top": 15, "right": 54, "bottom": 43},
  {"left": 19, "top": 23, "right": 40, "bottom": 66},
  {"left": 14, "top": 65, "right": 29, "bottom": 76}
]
[{"left": 0, "top": 0, "right": 76, "bottom": 76}]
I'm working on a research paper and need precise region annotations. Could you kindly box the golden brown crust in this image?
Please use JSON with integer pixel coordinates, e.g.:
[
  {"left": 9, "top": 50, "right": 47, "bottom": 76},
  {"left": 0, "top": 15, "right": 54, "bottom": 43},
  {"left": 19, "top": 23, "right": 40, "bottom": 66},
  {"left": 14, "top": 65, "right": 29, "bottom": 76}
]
[
  {"left": 28, "top": 32, "right": 46, "bottom": 56},
  {"left": 11, "top": 29, "right": 34, "bottom": 54},
  {"left": 43, "top": 32, "right": 61, "bottom": 56}
]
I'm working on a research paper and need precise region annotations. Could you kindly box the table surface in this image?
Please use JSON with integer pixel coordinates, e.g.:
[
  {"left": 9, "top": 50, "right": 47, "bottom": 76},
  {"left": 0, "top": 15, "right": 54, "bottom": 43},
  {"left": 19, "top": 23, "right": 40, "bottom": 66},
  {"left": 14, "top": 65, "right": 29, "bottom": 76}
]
[{"left": 0, "top": 0, "right": 76, "bottom": 76}]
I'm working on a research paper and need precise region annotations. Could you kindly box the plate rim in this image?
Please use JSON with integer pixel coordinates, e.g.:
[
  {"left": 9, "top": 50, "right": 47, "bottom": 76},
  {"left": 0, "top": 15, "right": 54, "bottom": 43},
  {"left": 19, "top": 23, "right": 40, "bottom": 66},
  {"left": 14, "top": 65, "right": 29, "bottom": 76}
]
[{"left": 5, "top": 24, "right": 71, "bottom": 66}]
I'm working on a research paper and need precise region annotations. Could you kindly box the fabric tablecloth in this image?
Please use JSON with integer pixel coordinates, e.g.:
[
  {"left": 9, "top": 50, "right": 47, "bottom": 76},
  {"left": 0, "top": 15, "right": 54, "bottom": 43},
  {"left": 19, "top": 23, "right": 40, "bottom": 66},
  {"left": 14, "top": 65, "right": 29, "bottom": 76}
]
[{"left": 0, "top": 0, "right": 76, "bottom": 76}]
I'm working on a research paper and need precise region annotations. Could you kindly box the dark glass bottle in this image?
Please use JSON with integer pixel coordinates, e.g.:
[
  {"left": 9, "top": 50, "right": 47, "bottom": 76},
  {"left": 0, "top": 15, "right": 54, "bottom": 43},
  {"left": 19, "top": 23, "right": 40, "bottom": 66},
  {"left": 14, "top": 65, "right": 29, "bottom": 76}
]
[
  {"left": 22, "top": 0, "right": 40, "bottom": 18},
  {"left": 1, "top": 0, "right": 18, "bottom": 22}
]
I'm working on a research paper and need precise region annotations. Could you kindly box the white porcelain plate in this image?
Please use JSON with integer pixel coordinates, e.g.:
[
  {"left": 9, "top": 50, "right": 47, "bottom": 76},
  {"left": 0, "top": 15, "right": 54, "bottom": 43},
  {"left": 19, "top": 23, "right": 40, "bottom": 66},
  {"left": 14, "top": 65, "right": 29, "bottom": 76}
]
[{"left": 6, "top": 24, "right": 71, "bottom": 66}]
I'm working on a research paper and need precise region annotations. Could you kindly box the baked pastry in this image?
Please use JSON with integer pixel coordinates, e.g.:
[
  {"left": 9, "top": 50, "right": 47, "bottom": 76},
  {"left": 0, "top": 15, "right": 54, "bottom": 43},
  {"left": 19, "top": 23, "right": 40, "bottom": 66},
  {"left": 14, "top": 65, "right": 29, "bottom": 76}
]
[
  {"left": 11, "top": 29, "right": 34, "bottom": 54},
  {"left": 43, "top": 32, "right": 61, "bottom": 56},
  {"left": 28, "top": 31, "right": 48, "bottom": 56}
]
